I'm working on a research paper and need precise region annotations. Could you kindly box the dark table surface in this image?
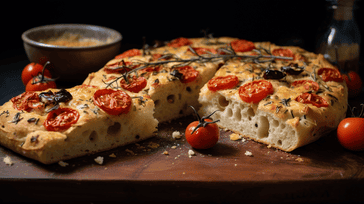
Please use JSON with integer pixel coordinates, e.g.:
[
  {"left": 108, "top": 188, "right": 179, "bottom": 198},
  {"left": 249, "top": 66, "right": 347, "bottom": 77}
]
[{"left": 1, "top": 55, "right": 364, "bottom": 204}]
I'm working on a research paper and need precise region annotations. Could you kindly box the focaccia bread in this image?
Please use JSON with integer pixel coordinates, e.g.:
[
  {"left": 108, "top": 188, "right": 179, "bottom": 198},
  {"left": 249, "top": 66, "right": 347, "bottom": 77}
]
[
  {"left": 198, "top": 41, "right": 348, "bottom": 152},
  {"left": 83, "top": 37, "right": 232, "bottom": 123},
  {"left": 0, "top": 85, "right": 157, "bottom": 164}
]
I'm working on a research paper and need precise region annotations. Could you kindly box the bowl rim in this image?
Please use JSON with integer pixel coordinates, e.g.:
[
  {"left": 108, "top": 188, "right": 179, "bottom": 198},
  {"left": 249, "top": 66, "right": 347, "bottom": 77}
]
[{"left": 21, "top": 24, "right": 122, "bottom": 50}]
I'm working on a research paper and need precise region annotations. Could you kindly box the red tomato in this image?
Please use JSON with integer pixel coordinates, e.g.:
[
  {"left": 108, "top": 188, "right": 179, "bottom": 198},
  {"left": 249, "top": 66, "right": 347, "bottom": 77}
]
[
  {"left": 176, "top": 66, "right": 199, "bottom": 83},
  {"left": 120, "top": 75, "right": 147, "bottom": 93},
  {"left": 295, "top": 93, "right": 329, "bottom": 108},
  {"left": 167, "top": 37, "right": 192, "bottom": 47},
  {"left": 342, "top": 71, "right": 362, "bottom": 98},
  {"left": 207, "top": 75, "right": 239, "bottom": 92},
  {"left": 291, "top": 80, "right": 320, "bottom": 91},
  {"left": 317, "top": 68, "right": 344, "bottom": 82},
  {"left": 44, "top": 108, "right": 80, "bottom": 132},
  {"left": 337, "top": 118, "right": 364, "bottom": 151},
  {"left": 115, "top": 49, "right": 141, "bottom": 59},
  {"left": 230, "top": 39, "right": 256, "bottom": 52},
  {"left": 93, "top": 89, "right": 132, "bottom": 115},
  {"left": 21, "top": 63, "right": 52, "bottom": 86},
  {"left": 104, "top": 61, "right": 140, "bottom": 74},
  {"left": 239, "top": 80, "right": 274, "bottom": 103},
  {"left": 25, "top": 76, "right": 57, "bottom": 92},
  {"left": 272, "top": 48, "right": 295, "bottom": 61},
  {"left": 11, "top": 92, "right": 43, "bottom": 112},
  {"left": 185, "top": 118, "right": 220, "bottom": 149},
  {"left": 189, "top": 47, "right": 217, "bottom": 55}
]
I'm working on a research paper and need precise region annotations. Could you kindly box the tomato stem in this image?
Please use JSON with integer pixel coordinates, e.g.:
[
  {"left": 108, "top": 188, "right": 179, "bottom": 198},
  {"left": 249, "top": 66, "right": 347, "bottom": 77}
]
[{"left": 189, "top": 106, "right": 220, "bottom": 135}]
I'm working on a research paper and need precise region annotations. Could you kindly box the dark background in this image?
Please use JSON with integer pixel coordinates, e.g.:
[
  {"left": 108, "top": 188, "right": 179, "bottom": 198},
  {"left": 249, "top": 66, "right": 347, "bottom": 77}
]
[{"left": 0, "top": 0, "right": 363, "bottom": 104}]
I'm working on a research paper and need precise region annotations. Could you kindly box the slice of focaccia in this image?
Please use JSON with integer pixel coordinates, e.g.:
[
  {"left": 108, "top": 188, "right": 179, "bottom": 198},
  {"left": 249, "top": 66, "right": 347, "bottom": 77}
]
[
  {"left": 0, "top": 85, "right": 157, "bottom": 164},
  {"left": 198, "top": 42, "right": 348, "bottom": 152},
  {"left": 83, "top": 37, "right": 235, "bottom": 123}
]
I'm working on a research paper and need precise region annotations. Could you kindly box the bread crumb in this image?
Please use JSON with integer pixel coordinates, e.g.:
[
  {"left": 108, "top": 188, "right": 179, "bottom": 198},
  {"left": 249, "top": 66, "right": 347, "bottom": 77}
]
[
  {"left": 58, "top": 161, "right": 69, "bottom": 167},
  {"left": 229, "top": 133, "right": 241, "bottom": 141},
  {"left": 188, "top": 149, "right": 196, "bottom": 158},
  {"left": 163, "top": 151, "right": 169, "bottom": 155},
  {"left": 94, "top": 156, "right": 104, "bottom": 165},
  {"left": 267, "top": 144, "right": 272, "bottom": 149},
  {"left": 171, "top": 145, "right": 177, "bottom": 149},
  {"left": 125, "top": 149, "right": 135, "bottom": 155},
  {"left": 147, "top": 142, "right": 160, "bottom": 149},
  {"left": 3, "top": 156, "right": 14, "bottom": 166},
  {"left": 172, "top": 131, "right": 182, "bottom": 139},
  {"left": 245, "top": 151, "right": 253, "bottom": 157},
  {"left": 109, "top": 153, "right": 116, "bottom": 158},
  {"left": 295, "top": 158, "right": 304, "bottom": 162}
]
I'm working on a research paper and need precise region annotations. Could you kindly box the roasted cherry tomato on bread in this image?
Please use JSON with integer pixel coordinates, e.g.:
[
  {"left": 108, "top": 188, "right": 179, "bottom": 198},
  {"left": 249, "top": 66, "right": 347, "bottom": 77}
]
[
  {"left": 295, "top": 93, "right": 329, "bottom": 108},
  {"left": 93, "top": 89, "right": 132, "bottom": 115},
  {"left": 11, "top": 92, "right": 43, "bottom": 112},
  {"left": 239, "top": 80, "right": 274, "bottom": 103},
  {"left": 104, "top": 61, "right": 140, "bottom": 74},
  {"left": 120, "top": 75, "right": 147, "bottom": 93},
  {"left": 189, "top": 47, "right": 217, "bottom": 55},
  {"left": 337, "top": 104, "right": 364, "bottom": 151},
  {"left": 175, "top": 66, "right": 199, "bottom": 83},
  {"left": 44, "top": 108, "right": 80, "bottom": 132},
  {"left": 115, "top": 49, "right": 141, "bottom": 59},
  {"left": 22, "top": 62, "right": 52, "bottom": 86},
  {"left": 342, "top": 71, "right": 362, "bottom": 98},
  {"left": 272, "top": 48, "right": 295, "bottom": 61},
  {"left": 318, "top": 68, "right": 344, "bottom": 82},
  {"left": 230, "top": 39, "right": 256, "bottom": 52},
  {"left": 291, "top": 80, "right": 320, "bottom": 91},
  {"left": 167, "top": 37, "right": 192, "bottom": 47},
  {"left": 207, "top": 75, "right": 239, "bottom": 92},
  {"left": 185, "top": 106, "right": 220, "bottom": 149}
]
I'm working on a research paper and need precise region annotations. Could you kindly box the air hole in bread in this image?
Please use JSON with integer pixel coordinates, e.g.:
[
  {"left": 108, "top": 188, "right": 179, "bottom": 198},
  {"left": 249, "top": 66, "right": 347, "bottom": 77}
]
[
  {"left": 186, "top": 86, "right": 192, "bottom": 92},
  {"left": 234, "top": 109, "right": 242, "bottom": 121},
  {"left": 218, "top": 95, "right": 229, "bottom": 108},
  {"left": 179, "top": 109, "right": 183, "bottom": 115},
  {"left": 154, "top": 100, "right": 160, "bottom": 107},
  {"left": 257, "top": 116, "right": 269, "bottom": 139},
  {"left": 277, "top": 140, "right": 282, "bottom": 146},
  {"left": 246, "top": 108, "right": 255, "bottom": 121},
  {"left": 178, "top": 93, "right": 182, "bottom": 100},
  {"left": 167, "top": 95, "right": 175, "bottom": 103},
  {"left": 272, "top": 119, "right": 279, "bottom": 127},
  {"left": 227, "top": 108, "right": 233, "bottom": 117},
  {"left": 135, "top": 135, "right": 140, "bottom": 139},
  {"left": 107, "top": 122, "right": 121, "bottom": 135},
  {"left": 89, "top": 131, "right": 98, "bottom": 142}
]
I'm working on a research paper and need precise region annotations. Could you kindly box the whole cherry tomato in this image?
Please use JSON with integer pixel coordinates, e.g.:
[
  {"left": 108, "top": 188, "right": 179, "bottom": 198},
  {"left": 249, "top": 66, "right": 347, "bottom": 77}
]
[
  {"left": 230, "top": 39, "right": 256, "bottom": 52},
  {"left": 115, "top": 49, "right": 141, "bottom": 59},
  {"left": 21, "top": 62, "right": 52, "bottom": 86},
  {"left": 26, "top": 76, "right": 57, "bottom": 92},
  {"left": 120, "top": 75, "right": 147, "bottom": 93},
  {"left": 207, "top": 75, "right": 239, "bottom": 92},
  {"left": 337, "top": 117, "right": 364, "bottom": 151},
  {"left": 44, "top": 108, "right": 80, "bottom": 132},
  {"left": 185, "top": 106, "right": 220, "bottom": 149},
  {"left": 295, "top": 93, "right": 329, "bottom": 108},
  {"left": 272, "top": 48, "right": 295, "bottom": 61},
  {"left": 342, "top": 71, "right": 362, "bottom": 98},
  {"left": 239, "top": 80, "right": 274, "bottom": 103},
  {"left": 317, "top": 68, "right": 344, "bottom": 82},
  {"left": 93, "top": 89, "right": 132, "bottom": 115},
  {"left": 11, "top": 92, "right": 43, "bottom": 112}
]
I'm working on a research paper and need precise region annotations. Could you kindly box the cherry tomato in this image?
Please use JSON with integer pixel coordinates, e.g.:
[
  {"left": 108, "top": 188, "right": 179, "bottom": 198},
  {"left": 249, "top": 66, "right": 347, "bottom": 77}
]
[
  {"left": 93, "top": 89, "right": 132, "bottom": 115},
  {"left": 115, "top": 49, "right": 141, "bottom": 59},
  {"left": 21, "top": 62, "right": 52, "bottom": 86},
  {"left": 239, "top": 80, "right": 274, "bottom": 103},
  {"left": 25, "top": 75, "right": 57, "bottom": 92},
  {"left": 44, "top": 108, "right": 80, "bottom": 132},
  {"left": 207, "top": 75, "right": 239, "bottom": 92},
  {"left": 167, "top": 37, "right": 192, "bottom": 47},
  {"left": 342, "top": 71, "right": 362, "bottom": 98},
  {"left": 185, "top": 119, "right": 220, "bottom": 149},
  {"left": 104, "top": 61, "right": 140, "bottom": 74},
  {"left": 291, "top": 80, "right": 320, "bottom": 91},
  {"left": 11, "top": 92, "right": 43, "bottom": 112},
  {"left": 272, "top": 48, "right": 295, "bottom": 61},
  {"left": 120, "top": 75, "right": 147, "bottom": 93},
  {"left": 189, "top": 47, "right": 217, "bottom": 55},
  {"left": 295, "top": 93, "right": 329, "bottom": 108},
  {"left": 337, "top": 117, "right": 364, "bottom": 151},
  {"left": 230, "top": 39, "right": 256, "bottom": 52},
  {"left": 317, "top": 68, "right": 344, "bottom": 82},
  {"left": 176, "top": 66, "right": 199, "bottom": 83}
]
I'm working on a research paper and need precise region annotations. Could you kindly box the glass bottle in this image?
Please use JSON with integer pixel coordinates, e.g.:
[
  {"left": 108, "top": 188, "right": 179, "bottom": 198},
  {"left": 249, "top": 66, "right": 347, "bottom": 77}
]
[{"left": 316, "top": 0, "right": 361, "bottom": 73}]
